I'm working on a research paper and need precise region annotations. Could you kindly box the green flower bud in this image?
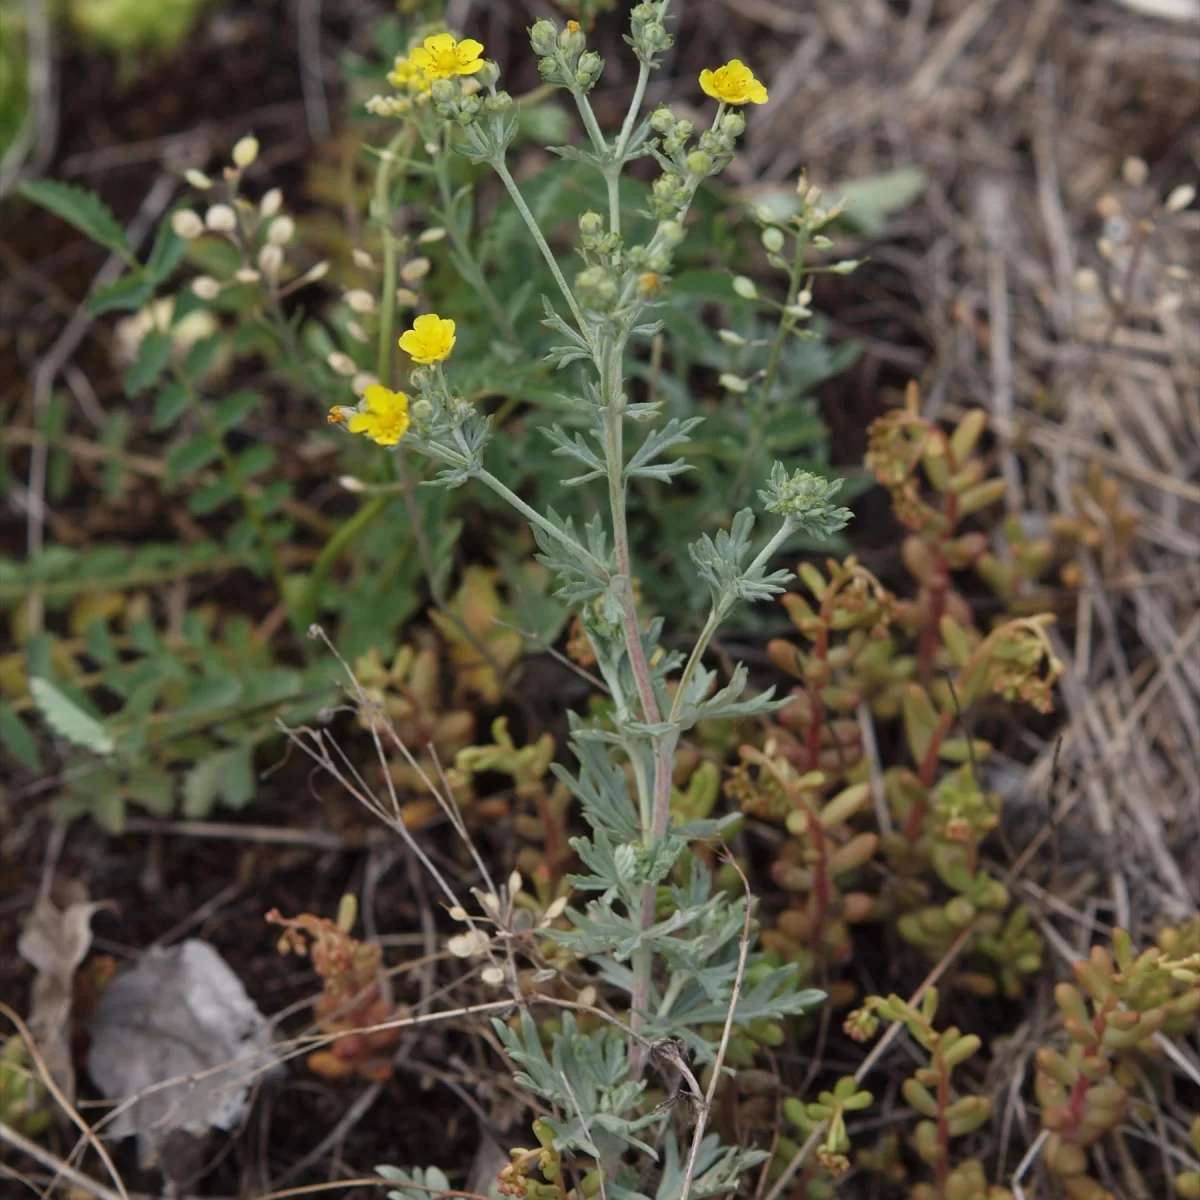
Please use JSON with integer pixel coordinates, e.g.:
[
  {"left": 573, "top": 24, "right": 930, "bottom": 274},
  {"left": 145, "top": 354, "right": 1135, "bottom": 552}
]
[
  {"left": 430, "top": 78, "right": 457, "bottom": 105},
  {"left": 761, "top": 227, "right": 785, "bottom": 253},
  {"left": 721, "top": 111, "right": 746, "bottom": 139},
  {"left": 576, "top": 51, "right": 603, "bottom": 88},
  {"left": 686, "top": 150, "right": 714, "bottom": 177},
  {"left": 529, "top": 20, "right": 557, "bottom": 57},
  {"left": 579, "top": 211, "right": 605, "bottom": 236},
  {"left": 476, "top": 60, "right": 500, "bottom": 89},
  {"left": 558, "top": 24, "right": 586, "bottom": 55},
  {"left": 484, "top": 92, "right": 511, "bottom": 113},
  {"left": 732, "top": 274, "right": 758, "bottom": 300},
  {"left": 657, "top": 219, "right": 685, "bottom": 247},
  {"left": 649, "top": 105, "right": 676, "bottom": 134}
]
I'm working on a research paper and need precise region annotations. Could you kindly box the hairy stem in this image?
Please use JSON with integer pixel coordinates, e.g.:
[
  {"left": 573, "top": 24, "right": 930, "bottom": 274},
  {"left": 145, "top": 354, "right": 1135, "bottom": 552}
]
[{"left": 492, "top": 158, "right": 591, "bottom": 337}]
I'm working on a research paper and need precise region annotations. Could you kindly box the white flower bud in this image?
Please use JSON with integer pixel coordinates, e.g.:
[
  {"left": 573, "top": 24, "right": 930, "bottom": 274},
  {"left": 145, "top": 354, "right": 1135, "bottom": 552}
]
[
  {"left": 305, "top": 261, "right": 330, "bottom": 282},
  {"left": 732, "top": 275, "right": 758, "bottom": 300},
  {"left": 828, "top": 259, "right": 860, "bottom": 275},
  {"left": 171, "top": 210, "right": 204, "bottom": 239},
  {"left": 184, "top": 169, "right": 212, "bottom": 190},
  {"left": 542, "top": 896, "right": 568, "bottom": 922},
  {"left": 257, "top": 243, "right": 284, "bottom": 276},
  {"left": 719, "top": 373, "right": 750, "bottom": 393},
  {"left": 352, "top": 249, "right": 374, "bottom": 269},
  {"left": 400, "top": 256, "right": 431, "bottom": 283},
  {"left": 205, "top": 204, "right": 237, "bottom": 233},
  {"left": 267, "top": 215, "right": 295, "bottom": 245},
  {"left": 259, "top": 188, "right": 283, "bottom": 217},
  {"left": 235, "top": 267, "right": 261, "bottom": 283},
  {"left": 327, "top": 351, "right": 357, "bottom": 376},
  {"left": 717, "top": 329, "right": 746, "bottom": 346},
  {"left": 191, "top": 275, "right": 222, "bottom": 300},
  {"left": 480, "top": 965, "right": 506, "bottom": 987},
  {"left": 448, "top": 906, "right": 469, "bottom": 922},
  {"left": 1122, "top": 156, "right": 1148, "bottom": 187},
  {"left": 346, "top": 320, "right": 368, "bottom": 342},
  {"left": 232, "top": 134, "right": 260, "bottom": 169},
  {"left": 1164, "top": 184, "right": 1196, "bottom": 213},
  {"left": 508, "top": 869, "right": 522, "bottom": 897},
  {"left": 418, "top": 227, "right": 447, "bottom": 243},
  {"left": 345, "top": 289, "right": 375, "bottom": 314},
  {"left": 395, "top": 287, "right": 419, "bottom": 307},
  {"left": 447, "top": 929, "right": 489, "bottom": 958}
]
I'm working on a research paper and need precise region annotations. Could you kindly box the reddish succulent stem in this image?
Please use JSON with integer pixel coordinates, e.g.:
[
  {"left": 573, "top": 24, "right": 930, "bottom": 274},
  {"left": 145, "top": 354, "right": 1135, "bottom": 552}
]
[
  {"left": 903, "top": 709, "right": 955, "bottom": 845},
  {"left": 933, "top": 1041, "right": 951, "bottom": 1200},
  {"left": 1063, "top": 1001, "right": 1112, "bottom": 1142},
  {"left": 804, "top": 801, "right": 830, "bottom": 953}
]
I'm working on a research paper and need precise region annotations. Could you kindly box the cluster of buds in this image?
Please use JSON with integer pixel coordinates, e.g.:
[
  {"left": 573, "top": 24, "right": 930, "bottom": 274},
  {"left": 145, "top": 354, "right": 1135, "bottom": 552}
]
[
  {"left": 646, "top": 104, "right": 744, "bottom": 221},
  {"left": 1036, "top": 926, "right": 1200, "bottom": 1199},
  {"left": 499, "top": 1119, "right": 603, "bottom": 1200},
  {"left": 172, "top": 134, "right": 325, "bottom": 303},
  {"left": 783, "top": 1075, "right": 874, "bottom": 1178},
  {"left": 267, "top": 895, "right": 398, "bottom": 1082},
  {"left": 530, "top": 18, "right": 603, "bottom": 93}
]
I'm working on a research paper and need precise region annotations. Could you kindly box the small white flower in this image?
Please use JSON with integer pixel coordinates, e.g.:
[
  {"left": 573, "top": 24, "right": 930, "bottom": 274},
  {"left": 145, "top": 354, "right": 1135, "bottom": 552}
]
[
  {"left": 171, "top": 210, "right": 204, "bottom": 239},
  {"left": 267, "top": 216, "right": 295, "bottom": 245},
  {"left": 184, "top": 169, "right": 212, "bottom": 190},
  {"left": 191, "top": 276, "right": 222, "bottom": 300},
  {"left": 234, "top": 267, "right": 261, "bottom": 284},
  {"left": 418, "top": 227, "right": 447, "bottom": 244},
  {"left": 480, "top": 965, "right": 506, "bottom": 987},
  {"left": 1122, "top": 156, "right": 1148, "bottom": 187},
  {"left": 1165, "top": 184, "right": 1196, "bottom": 214},
  {"left": 258, "top": 243, "right": 284, "bottom": 277},
  {"left": 205, "top": 204, "right": 238, "bottom": 233},
  {"left": 345, "top": 289, "right": 375, "bottom": 314},
  {"left": 260, "top": 188, "right": 283, "bottom": 217}
]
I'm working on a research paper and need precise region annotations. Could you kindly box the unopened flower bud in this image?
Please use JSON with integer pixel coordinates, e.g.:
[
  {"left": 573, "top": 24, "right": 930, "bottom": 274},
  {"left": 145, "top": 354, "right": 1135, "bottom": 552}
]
[
  {"left": 258, "top": 243, "right": 284, "bottom": 276},
  {"left": 345, "top": 289, "right": 375, "bottom": 314},
  {"left": 476, "top": 59, "right": 500, "bottom": 89},
  {"left": 418, "top": 227, "right": 447, "bottom": 244},
  {"left": 579, "top": 210, "right": 604, "bottom": 236},
  {"left": 717, "top": 329, "right": 746, "bottom": 346},
  {"left": 761, "top": 227, "right": 785, "bottom": 253},
  {"left": 327, "top": 351, "right": 357, "bottom": 376},
  {"left": 395, "top": 287, "right": 419, "bottom": 307},
  {"left": 650, "top": 106, "right": 676, "bottom": 134},
  {"left": 1165, "top": 183, "right": 1196, "bottom": 213},
  {"left": 430, "top": 78, "right": 457, "bottom": 105},
  {"left": 171, "top": 210, "right": 204, "bottom": 239},
  {"left": 192, "top": 276, "right": 222, "bottom": 300},
  {"left": 267, "top": 215, "right": 295, "bottom": 245},
  {"left": 558, "top": 24, "right": 585, "bottom": 55},
  {"left": 401, "top": 257, "right": 431, "bottom": 283},
  {"left": 232, "top": 134, "right": 260, "bottom": 169},
  {"left": 1122, "top": 156, "right": 1149, "bottom": 187},
  {"left": 658, "top": 219, "right": 685, "bottom": 248},
  {"left": 686, "top": 150, "right": 714, "bottom": 177},
  {"left": 828, "top": 259, "right": 860, "bottom": 275},
  {"left": 721, "top": 111, "right": 746, "bottom": 139},
  {"left": 483, "top": 91, "right": 510, "bottom": 114},
  {"left": 184, "top": 169, "right": 212, "bottom": 190},
  {"left": 732, "top": 274, "right": 758, "bottom": 300},
  {"left": 234, "top": 267, "right": 260, "bottom": 284},
  {"left": 576, "top": 51, "right": 603, "bottom": 85},
  {"left": 529, "top": 19, "right": 557, "bottom": 57},
  {"left": 352, "top": 249, "right": 374, "bottom": 268},
  {"left": 260, "top": 188, "right": 283, "bottom": 217},
  {"left": 205, "top": 204, "right": 237, "bottom": 233},
  {"left": 719, "top": 373, "right": 750, "bottom": 393},
  {"left": 346, "top": 320, "right": 368, "bottom": 342}
]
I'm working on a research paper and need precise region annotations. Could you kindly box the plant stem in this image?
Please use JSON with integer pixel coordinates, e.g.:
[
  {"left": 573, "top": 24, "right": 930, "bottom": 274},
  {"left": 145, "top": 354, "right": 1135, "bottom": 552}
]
[
  {"left": 298, "top": 492, "right": 394, "bottom": 628},
  {"left": 605, "top": 60, "right": 650, "bottom": 234},
  {"left": 492, "top": 158, "right": 591, "bottom": 337},
  {"left": 732, "top": 224, "right": 811, "bottom": 505},
  {"left": 437, "top": 123, "right": 518, "bottom": 343}
]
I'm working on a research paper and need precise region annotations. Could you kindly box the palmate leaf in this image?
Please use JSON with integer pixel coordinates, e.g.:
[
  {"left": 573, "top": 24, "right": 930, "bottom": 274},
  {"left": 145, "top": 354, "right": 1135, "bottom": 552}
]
[
  {"left": 19, "top": 179, "right": 130, "bottom": 257},
  {"left": 29, "top": 678, "right": 115, "bottom": 756}
]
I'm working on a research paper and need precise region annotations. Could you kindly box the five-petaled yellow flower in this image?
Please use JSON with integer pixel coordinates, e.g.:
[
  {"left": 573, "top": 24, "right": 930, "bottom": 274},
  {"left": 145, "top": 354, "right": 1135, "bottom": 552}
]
[
  {"left": 699, "top": 60, "right": 768, "bottom": 106},
  {"left": 348, "top": 385, "right": 411, "bottom": 446},
  {"left": 409, "top": 34, "right": 485, "bottom": 82},
  {"left": 388, "top": 54, "right": 431, "bottom": 94},
  {"left": 400, "top": 313, "right": 456, "bottom": 365}
]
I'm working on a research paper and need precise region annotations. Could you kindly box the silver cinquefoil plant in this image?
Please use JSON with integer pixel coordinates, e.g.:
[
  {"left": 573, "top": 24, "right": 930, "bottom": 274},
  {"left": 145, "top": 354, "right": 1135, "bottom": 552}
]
[{"left": 358, "top": 5, "right": 852, "bottom": 1199}]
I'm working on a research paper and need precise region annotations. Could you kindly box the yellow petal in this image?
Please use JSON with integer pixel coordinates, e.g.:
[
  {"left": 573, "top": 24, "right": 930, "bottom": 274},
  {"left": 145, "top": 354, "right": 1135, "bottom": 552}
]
[
  {"left": 348, "top": 413, "right": 375, "bottom": 434},
  {"left": 699, "top": 69, "right": 718, "bottom": 100},
  {"left": 423, "top": 33, "right": 456, "bottom": 55},
  {"left": 363, "top": 384, "right": 394, "bottom": 414},
  {"left": 456, "top": 38, "right": 484, "bottom": 61},
  {"left": 409, "top": 47, "right": 432, "bottom": 70}
]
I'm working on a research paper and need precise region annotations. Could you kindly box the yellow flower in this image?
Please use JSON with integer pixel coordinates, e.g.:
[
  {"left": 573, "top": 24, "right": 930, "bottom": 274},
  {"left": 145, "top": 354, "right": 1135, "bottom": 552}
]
[
  {"left": 409, "top": 34, "right": 485, "bottom": 82},
  {"left": 699, "top": 60, "right": 768, "bottom": 106},
  {"left": 399, "top": 313, "right": 456, "bottom": 365},
  {"left": 387, "top": 54, "right": 431, "bottom": 94},
  {"left": 348, "top": 385, "right": 410, "bottom": 446}
]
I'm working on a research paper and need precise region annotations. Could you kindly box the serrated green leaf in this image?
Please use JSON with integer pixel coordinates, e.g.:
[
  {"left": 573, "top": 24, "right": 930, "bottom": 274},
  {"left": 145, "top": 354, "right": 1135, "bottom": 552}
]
[
  {"left": 0, "top": 702, "right": 41, "bottom": 771},
  {"left": 145, "top": 218, "right": 186, "bottom": 283},
  {"left": 168, "top": 433, "right": 220, "bottom": 480},
  {"left": 89, "top": 271, "right": 154, "bottom": 316},
  {"left": 213, "top": 389, "right": 260, "bottom": 433},
  {"left": 124, "top": 767, "right": 175, "bottom": 816},
  {"left": 236, "top": 444, "right": 275, "bottom": 477},
  {"left": 256, "top": 479, "right": 291, "bottom": 515},
  {"left": 153, "top": 382, "right": 189, "bottom": 430},
  {"left": 182, "top": 335, "right": 221, "bottom": 380},
  {"left": 188, "top": 477, "right": 236, "bottom": 515},
  {"left": 182, "top": 743, "right": 256, "bottom": 817},
  {"left": 19, "top": 179, "right": 130, "bottom": 256},
  {"left": 180, "top": 674, "right": 243, "bottom": 715},
  {"left": 125, "top": 330, "right": 173, "bottom": 396},
  {"left": 29, "top": 677, "right": 115, "bottom": 755}
]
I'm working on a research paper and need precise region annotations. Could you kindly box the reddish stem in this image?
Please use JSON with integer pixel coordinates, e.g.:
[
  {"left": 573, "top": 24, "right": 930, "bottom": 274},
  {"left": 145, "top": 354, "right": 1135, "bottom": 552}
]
[
  {"left": 1062, "top": 1001, "right": 1113, "bottom": 1143},
  {"left": 803, "top": 801, "right": 830, "bottom": 952},
  {"left": 903, "top": 709, "right": 955, "bottom": 845}
]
